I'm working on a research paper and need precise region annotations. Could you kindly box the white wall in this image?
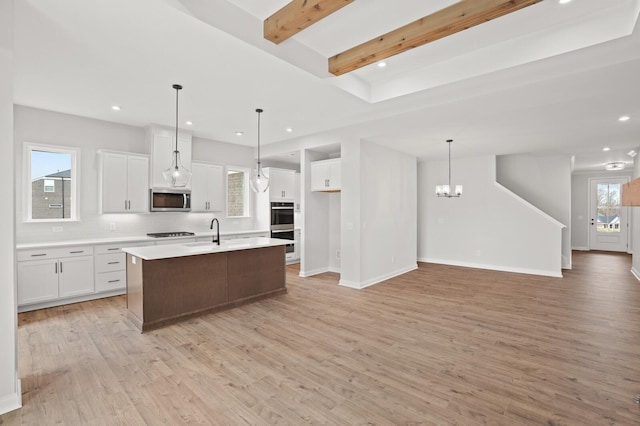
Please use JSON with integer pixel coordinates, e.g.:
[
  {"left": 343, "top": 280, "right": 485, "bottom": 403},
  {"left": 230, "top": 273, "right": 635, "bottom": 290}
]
[
  {"left": 0, "top": 0, "right": 21, "bottom": 415},
  {"left": 340, "top": 140, "right": 417, "bottom": 288},
  {"left": 496, "top": 154, "right": 572, "bottom": 268},
  {"left": 571, "top": 170, "right": 632, "bottom": 250},
  {"left": 419, "top": 156, "right": 564, "bottom": 277},
  {"left": 328, "top": 193, "right": 341, "bottom": 272},
  {"left": 300, "top": 149, "right": 331, "bottom": 276},
  {"left": 14, "top": 106, "right": 258, "bottom": 244}
]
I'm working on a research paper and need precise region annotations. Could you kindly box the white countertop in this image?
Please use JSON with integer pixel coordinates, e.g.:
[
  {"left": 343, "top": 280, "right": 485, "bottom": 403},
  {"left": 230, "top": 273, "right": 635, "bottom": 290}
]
[
  {"left": 122, "top": 237, "right": 289, "bottom": 260},
  {"left": 15, "top": 229, "right": 270, "bottom": 250}
]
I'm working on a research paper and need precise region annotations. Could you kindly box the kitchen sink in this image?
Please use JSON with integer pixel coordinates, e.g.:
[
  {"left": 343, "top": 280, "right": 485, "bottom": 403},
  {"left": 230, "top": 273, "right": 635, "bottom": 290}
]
[{"left": 182, "top": 242, "right": 215, "bottom": 247}]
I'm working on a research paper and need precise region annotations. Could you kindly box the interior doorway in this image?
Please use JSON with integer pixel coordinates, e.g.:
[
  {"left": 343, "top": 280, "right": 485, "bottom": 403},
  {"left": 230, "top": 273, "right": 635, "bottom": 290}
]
[{"left": 589, "top": 177, "right": 629, "bottom": 252}]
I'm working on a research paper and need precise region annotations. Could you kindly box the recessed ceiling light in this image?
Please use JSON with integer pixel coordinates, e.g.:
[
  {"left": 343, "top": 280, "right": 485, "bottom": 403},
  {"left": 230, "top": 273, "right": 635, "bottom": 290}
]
[
  {"left": 185, "top": 121, "right": 193, "bottom": 126},
  {"left": 618, "top": 115, "right": 631, "bottom": 122},
  {"left": 111, "top": 105, "right": 121, "bottom": 111},
  {"left": 377, "top": 61, "right": 387, "bottom": 68},
  {"left": 602, "top": 147, "right": 611, "bottom": 152},
  {"left": 559, "top": 0, "right": 572, "bottom": 4},
  {"left": 628, "top": 150, "right": 637, "bottom": 157},
  {"left": 286, "top": 128, "right": 293, "bottom": 133},
  {"left": 235, "top": 131, "right": 243, "bottom": 136},
  {"left": 605, "top": 161, "right": 625, "bottom": 171}
]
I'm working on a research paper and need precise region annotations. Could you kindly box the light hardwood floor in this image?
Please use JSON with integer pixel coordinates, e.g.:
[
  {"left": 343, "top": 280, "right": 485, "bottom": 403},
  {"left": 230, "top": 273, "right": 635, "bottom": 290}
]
[{"left": 2, "top": 251, "right": 640, "bottom": 425}]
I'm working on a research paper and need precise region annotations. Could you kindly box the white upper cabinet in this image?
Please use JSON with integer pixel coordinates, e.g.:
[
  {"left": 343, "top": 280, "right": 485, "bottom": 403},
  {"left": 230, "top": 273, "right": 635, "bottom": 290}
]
[
  {"left": 191, "top": 162, "right": 224, "bottom": 212},
  {"left": 100, "top": 151, "right": 149, "bottom": 213},
  {"left": 311, "top": 158, "right": 341, "bottom": 192},
  {"left": 146, "top": 126, "right": 192, "bottom": 189},
  {"left": 266, "top": 168, "right": 296, "bottom": 201}
]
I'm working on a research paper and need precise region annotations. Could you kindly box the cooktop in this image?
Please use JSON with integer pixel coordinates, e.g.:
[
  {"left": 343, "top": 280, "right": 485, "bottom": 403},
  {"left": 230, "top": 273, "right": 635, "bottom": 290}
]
[{"left": 146, "top": 231, "right": 195, "bottom": 238}]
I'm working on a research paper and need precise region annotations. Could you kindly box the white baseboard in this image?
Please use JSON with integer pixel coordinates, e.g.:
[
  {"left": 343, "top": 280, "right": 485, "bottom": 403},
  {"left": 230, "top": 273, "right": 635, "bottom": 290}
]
[
  {"left": 418, "top": 258, "right": 562, "bottom": 278},
  {"left": 328, "top": 266, "right": 341, "bottom": 273},
  {"left": 631, "top": 267, "right": 640, "bottom": 282},
  {"left": 572, "top": 246, "right": 589, "bottom": 251},
  {"left": 339, "top": 264, "right": 418, "bottom": 290},
  {"left": 18, "top": 289, "right": 125, "bottom": 313},
  {"left": 0, "top": 378, "right": 21, "bottom": 415},
  {"left": 299, "top": 267, "right": 330, "bottom": 278}
]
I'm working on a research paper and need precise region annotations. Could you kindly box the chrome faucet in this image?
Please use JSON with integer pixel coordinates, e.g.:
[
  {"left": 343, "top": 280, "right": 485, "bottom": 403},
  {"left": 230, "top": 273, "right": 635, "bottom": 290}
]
[{"left": 210, "top": 218, "right": 220, "bottom": 245}]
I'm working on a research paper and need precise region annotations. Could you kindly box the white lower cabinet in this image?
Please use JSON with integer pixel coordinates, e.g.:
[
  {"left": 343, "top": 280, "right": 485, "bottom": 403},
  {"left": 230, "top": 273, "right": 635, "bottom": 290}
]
[
  {"left": 17, "top": 259, "right": 59, "bottom": 305},
  {"left": 17, "top": 247, "right": 95, "bottom": 307},
  {"left": 58, "top": 256, "right": 95, "bottom": 298},
  {"left": 94, "top": 250, "right": 126, "bottom": 292}
]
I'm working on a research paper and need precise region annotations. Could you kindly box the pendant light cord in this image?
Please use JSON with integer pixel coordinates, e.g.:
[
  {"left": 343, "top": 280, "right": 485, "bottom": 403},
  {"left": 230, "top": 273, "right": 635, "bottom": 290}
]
[
  {"left": 172, "top": 84, "right": 182, "bottom": 170},
  {"left": 175, "top": 86, "right": 179, "bottom": 167},
  {"left": 448, "top": 139, "right": 452, "bottom": 188},
  {"left": 256, "top": 108, "right": 263, "bottom": 176}
]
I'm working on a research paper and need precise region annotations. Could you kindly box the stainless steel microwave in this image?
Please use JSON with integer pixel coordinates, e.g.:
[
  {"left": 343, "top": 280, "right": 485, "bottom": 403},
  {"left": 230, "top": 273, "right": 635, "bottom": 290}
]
[{"left": 150, "top": 188, "right": 191, "bottom": 212}]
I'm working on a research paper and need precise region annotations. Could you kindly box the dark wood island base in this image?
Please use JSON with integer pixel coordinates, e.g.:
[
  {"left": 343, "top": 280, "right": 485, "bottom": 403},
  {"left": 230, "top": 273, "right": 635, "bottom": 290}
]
[{"left": 126, "top": 245, "right": 286, "bottom": 332}]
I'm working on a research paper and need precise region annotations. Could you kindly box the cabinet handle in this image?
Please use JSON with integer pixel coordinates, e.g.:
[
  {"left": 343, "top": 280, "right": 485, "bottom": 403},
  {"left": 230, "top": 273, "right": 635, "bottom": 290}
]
[
  {"left": 128, "top": 200, "right": 131, "bottom": 210},
  {"left": 59, "top": 262, "right": 63, "bottom": 273},
  {"left": 30, "top": 253, "right": 47, "bottom": 257},
  {"left": 107, "top": 261, "right": 120, "bottom": 265},
  {"left": 107, "top": 248, "right": 120, "bottom": 251},
  {"left": 108, "top": 279, "right": 120, "bottom": 283},
  {"left": 69, "top": 250, "right": 84, "bottom": 254},
  {"left": 125, "top": 200, "right": 128, "bottom": 210},
  {"left": 54, "top": 262, "right": 57, "bottom": 274}
]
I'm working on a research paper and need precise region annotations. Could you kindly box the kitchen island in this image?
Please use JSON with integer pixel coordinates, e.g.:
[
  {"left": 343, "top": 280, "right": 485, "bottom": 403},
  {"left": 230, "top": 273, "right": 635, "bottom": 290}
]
[{"left": 122, "top": 237, "right": 288, "bottom": 332}]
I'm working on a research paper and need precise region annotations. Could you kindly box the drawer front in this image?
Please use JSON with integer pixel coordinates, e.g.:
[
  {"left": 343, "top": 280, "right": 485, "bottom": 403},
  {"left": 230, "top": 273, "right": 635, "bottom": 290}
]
[
  {"left": 94, "top": 241, "right": 152, "bottom": 254},
  {"left": 95, "top": 253, "right": 126, "bottom": 273},
  {"left": 17, "top": 246, "right": 94, "bottom": 262},
  {"left": 95, "top": 270, "right": 126, "bottom": 292}
]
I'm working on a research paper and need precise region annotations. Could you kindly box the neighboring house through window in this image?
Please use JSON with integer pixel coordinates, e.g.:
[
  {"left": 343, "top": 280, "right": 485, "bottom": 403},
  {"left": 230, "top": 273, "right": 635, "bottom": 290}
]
[
  {"left": 227, "top": 167, "right": 250, "bottom": 217},
  {"left": 25, "top": 143, "right": 80, "bottom": 221}
]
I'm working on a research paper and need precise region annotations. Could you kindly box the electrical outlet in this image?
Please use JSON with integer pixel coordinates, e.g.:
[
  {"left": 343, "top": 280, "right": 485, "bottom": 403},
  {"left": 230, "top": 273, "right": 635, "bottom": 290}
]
[
  {"left": 391, "top": 256, "right": 395, "bottom": 264},
  {"left": 109, "top": 222, "right": 116, "bottom": 231},
  {"left": 52, "top": 226, "right": 63, "bottom": 232},
  {"left": 475, "top": 250, "right": 482, "bottom": 257},
  {"left": 336, "top": 250, "right": 341, "bottom": 259}
]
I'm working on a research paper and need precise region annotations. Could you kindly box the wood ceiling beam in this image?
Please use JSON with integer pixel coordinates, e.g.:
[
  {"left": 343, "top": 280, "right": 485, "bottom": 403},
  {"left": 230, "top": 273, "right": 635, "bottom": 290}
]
[
  {"left": 264, "top": 0, "right": 354, "bottom": 44},
  {"left": 328, "top": 0, "right": 543, "bottom": 76}
]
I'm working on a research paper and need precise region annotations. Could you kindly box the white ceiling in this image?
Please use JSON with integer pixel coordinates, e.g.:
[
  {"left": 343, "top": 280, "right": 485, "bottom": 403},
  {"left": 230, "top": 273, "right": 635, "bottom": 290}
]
[{"left": 12, "top": 0, "right": 640, "bottom": 171}]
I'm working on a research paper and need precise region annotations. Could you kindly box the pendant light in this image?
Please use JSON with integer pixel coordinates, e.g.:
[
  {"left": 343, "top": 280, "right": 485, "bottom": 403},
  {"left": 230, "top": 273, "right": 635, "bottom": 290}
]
[
  {"left": 162, "top": 84, "right": 192, "bottom": 187},
  {"left": 435, "top": 139, "right": 463, "bottom": 198},
  {"left": 249, "top": 108, "right": 269, "bottom": 193}
]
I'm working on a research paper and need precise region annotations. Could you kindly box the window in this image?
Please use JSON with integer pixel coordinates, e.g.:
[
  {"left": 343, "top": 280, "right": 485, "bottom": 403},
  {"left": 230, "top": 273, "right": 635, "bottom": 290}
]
[
  {"left": 596, "top": 182, "right": 621, "bottom": 233},
  {"left": 43, "top": 179, "right": 55, "bottom": 193},
  {"left": 227, "top": 167, "right": 250, "bottom": 217},
  {"left": 25, "top": 143, "right": 80, "bottom": 221}
]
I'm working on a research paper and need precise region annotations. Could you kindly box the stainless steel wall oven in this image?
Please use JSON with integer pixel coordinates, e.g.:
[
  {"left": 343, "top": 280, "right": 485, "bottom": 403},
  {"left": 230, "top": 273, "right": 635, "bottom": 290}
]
[{"left": 271, "top": 202, "right": 294, "bottom": 253}]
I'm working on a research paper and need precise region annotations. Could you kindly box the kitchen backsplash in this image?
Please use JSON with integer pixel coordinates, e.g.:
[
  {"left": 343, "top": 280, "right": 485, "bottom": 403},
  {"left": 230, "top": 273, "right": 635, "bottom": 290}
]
[{"left": 16, "top": 212, "right": 257, "bottom": 244}]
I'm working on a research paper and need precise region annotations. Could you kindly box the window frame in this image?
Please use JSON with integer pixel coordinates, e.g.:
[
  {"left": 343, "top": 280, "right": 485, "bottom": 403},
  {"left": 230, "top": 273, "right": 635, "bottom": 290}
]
[
  {"left": 226, "top": 165, "right": 251, "bottom": 218},
  {"left": 24, "top": 142, "right": 81, "bottom": 222}
]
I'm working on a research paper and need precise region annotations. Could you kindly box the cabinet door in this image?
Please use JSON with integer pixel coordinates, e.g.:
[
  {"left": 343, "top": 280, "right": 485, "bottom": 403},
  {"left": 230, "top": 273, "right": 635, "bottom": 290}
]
[
  {"left": 102, "top": 153, "right": 129, "bottom": 213},
  {"left": 127, "top": 155, "right": 149, "bottom": 212},
  {"left": 270, "top": 169, "right": 295, "bottom": 201},
  {"left": 151, "top": 132, "right": 174, "bottom": 188},
  {"left": 327, "top": 160, "right": 341, "bottom": 190},
  {"left": 59, "top": 256, "right": 95, "bottom": 298},
  {"left": 190, "top": 162, "right": 209, "bottom": 212},
  {"left": 150, "top": 130, "right": 192, "bottom": 189},
  {"left": 310, "top": 162, "right": 328, "bottom": 191},
  {"left": 207, "top": 164, "right": 224, "bottom": 211},
  {"left": 191, "top": 163, "right": 224, "bottom": 212},
  {"left": 17, "top": 259, "right": 59, "bottom": 305}
]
